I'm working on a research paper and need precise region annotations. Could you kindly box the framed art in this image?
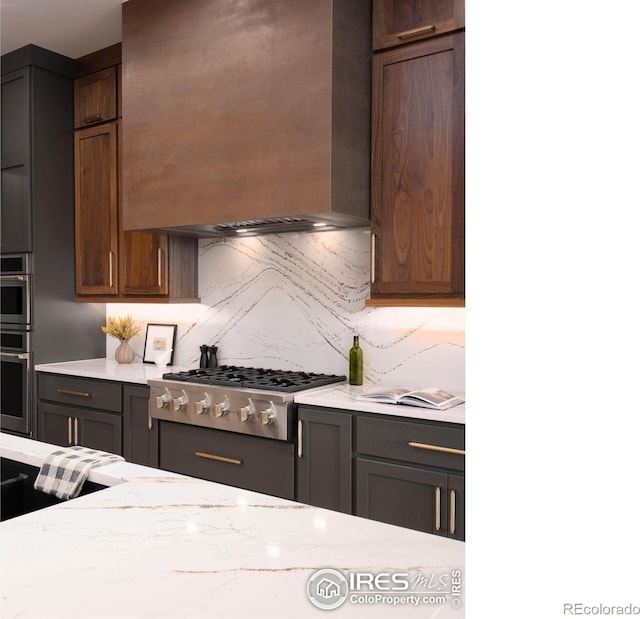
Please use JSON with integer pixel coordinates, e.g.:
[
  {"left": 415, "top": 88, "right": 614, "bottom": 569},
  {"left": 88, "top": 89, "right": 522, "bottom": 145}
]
[{"left": 143, "top": 323, "right": 177, "bottom": 365}]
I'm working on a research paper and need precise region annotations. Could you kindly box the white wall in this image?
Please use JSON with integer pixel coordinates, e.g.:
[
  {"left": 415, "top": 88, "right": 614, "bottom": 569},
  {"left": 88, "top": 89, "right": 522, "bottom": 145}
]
[{"left": 106, "top": 229, "right": 465, "bottom": 392}]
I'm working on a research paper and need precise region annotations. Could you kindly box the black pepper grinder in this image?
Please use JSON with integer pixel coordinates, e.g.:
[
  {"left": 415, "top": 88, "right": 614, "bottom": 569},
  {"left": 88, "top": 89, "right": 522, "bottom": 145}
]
[
  {"left": 199, "top": 345, "right": 209, "bottom": 369},
  {"left": 207, "top": 345, "right": 218, "bottom": 369}
]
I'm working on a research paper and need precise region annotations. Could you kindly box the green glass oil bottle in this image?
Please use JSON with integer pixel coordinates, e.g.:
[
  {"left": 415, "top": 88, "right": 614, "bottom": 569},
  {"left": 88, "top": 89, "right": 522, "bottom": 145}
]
[{"left": 349, "top": 335, "right": 363, "bottom": 385}]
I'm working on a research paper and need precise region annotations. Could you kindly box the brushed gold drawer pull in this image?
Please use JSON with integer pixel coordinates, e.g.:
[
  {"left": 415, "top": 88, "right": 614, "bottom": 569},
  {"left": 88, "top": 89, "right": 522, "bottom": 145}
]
[
  {"left": 195, "top": 451, "right": 242, "bottom": 465},
  {"left": 297, "top": 420, "right": 303, "bottom": 458},
  {"left": 408, "top": 442, "right": 465, "bottom": 456},
  {"left": 108, "top": 251, "right": 114, "bottom": 287},
  {"left": 435, "top": 486, "right": 441, "bottom": 531},
  {"left": 68, "top": 417, "right": 73, "bottom": 445},
  {"left": 370, "top": 233, "right": 376, "bottom": 284},
  {"left": 74, "top": 417, "right": 79, "bottom": 446},
  {"left": 397, "top": 24, "right": 436, "bottom": 40},
  {"left": 157, "top": 249, "right": 163, "bottom": 287},
  {"left": 57, "top": 388, "right": 91, "bottom": 398},
  {"left": 449, "top": 489, "right": 456, "bottom": 535}
]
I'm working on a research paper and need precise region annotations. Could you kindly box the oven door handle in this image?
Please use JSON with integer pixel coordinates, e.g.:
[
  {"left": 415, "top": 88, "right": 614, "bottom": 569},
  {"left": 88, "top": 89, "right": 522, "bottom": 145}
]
[
  {"left": 1, "top": 275, "right": 28, "bottom": 282},
  {"left": 1, "top": 352, "right": 30, "bottom": 360}
]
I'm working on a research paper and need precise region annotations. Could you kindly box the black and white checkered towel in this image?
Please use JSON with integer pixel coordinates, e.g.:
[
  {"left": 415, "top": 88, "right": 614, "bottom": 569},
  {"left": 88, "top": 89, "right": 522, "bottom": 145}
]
[{"left": 34, "top": 446, "right": 124, "bottom": 500}]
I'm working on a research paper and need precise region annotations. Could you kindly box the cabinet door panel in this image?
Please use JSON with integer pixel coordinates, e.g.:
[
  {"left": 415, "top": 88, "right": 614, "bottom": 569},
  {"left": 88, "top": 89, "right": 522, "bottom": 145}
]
[
  {"left": 74, "top": 67, "right": 117, "bottom": 128},
  {"left": 77, "top": 409, "right": 122, "bottom": 455},
  {"left": 75, "top": 123, "right": 119, "bottom": 295},
  {"left": 38, "top": 402, "right": 73, "bottom": 447},
  {"left": 123, "top": 385, "right": 158, "bottom": 467},
  {"left": 356, "top": 457, "right": 447, "bottom": 535},
  {"left": 1, "top": 68, "right": 32, "bottom": 253},
  {"left": 297, "top": 407, "right": 353, "bottom": 513},
  {"left": 371, "top": 33, "right": 464, "bottom": 299},
  {"left": 120, "top": 231, "right": 169, "bottom": 295},
  {"left": 373, "top": 0, "right": 464, "bottom": 50}
]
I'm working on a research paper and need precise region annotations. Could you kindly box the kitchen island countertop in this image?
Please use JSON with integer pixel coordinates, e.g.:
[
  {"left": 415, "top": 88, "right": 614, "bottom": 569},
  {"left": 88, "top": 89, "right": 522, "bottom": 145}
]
[{"left": 0, "top": 434, "right": 464, "bottom": 618}]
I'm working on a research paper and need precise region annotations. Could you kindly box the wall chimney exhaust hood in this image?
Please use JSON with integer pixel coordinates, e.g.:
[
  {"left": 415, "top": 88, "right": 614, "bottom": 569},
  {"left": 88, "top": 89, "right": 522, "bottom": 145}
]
[{"left": 121, "top": 0, "right": 371, "bottom": 238}]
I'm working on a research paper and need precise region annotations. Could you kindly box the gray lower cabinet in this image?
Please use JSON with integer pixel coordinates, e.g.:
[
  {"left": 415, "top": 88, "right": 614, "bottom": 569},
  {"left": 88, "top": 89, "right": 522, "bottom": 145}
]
[
  {"left": 295, "top": 405, "right": 465, "bottom": 540},
  {"left": 123, "top": 385, "right": 158, "bottom": 468},
  {"left": 159, "top": 421, "right": 295, "bottom": 500},
  {"left": 296, "top": 406, "right": 353, "bottom": 514},
  {"left": 37, "top": 374, "right": 123, "bottom": 454}
]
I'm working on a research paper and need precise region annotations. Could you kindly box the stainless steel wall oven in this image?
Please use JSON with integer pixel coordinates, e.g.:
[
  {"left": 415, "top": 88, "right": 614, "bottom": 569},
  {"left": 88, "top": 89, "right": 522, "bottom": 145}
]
[{"left": 1, "top": 254, "right": 31, "bottom": 326}]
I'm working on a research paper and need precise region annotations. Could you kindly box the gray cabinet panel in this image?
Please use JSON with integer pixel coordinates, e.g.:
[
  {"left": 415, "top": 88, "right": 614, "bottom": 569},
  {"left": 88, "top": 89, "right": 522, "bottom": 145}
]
[
  {"left": 297, "top": 406, "right": 352, "bottom": 514},
  {"left": 123, "top": 385, "right": 158, "bottom": 468}
]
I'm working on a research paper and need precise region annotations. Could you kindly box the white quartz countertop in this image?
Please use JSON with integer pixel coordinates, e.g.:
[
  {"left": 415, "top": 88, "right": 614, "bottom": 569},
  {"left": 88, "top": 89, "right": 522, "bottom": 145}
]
[
  {"left": 295, "top": 385, "right": 466, "bottom": 425},
  {"left": 34, "top": 359, "right": 465, "bottom": 425},
  {"left": 0, "top": 434, "right": 465, "bottom": 618},
  {"left": 34, "top": 358, "right": 192, "bottom": 385}
]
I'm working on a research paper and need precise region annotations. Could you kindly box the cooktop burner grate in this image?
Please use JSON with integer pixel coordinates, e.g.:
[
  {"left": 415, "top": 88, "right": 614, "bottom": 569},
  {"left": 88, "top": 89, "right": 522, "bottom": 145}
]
[{"left": 161, "top": 365, "right": 346, "bottom": 393}]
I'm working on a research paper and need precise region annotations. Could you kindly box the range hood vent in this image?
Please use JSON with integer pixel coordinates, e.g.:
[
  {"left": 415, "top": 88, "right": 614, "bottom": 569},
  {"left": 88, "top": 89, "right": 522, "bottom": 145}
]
[{"left": 121, "top": 0, "right": 371, "bottom": 238}]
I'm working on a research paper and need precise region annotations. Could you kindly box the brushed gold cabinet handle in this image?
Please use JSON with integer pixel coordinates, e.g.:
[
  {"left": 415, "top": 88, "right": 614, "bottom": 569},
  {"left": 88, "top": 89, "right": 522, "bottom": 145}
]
[
  {"left": 370, "top": 233, "right": 376, "bottom": 284},
  {"left": 397, "top": 24, "right": 436, "bottom": 40},
  {"left": 157, "top": 248, "right": 163, "bottom": 287},
  {"left": 408, "top": 442, "right": 465, "bottom": 456},
  {"left": 57, "top": 388, "right": 91, "bottom": 398},
  {"left": 74, "top": 417, "right": 79, "bottom": 446},
  {"left": 449, "top": 489, "right": 456, "bottom": 535},
  {"left": 297, "top": 420, "right": 303, "bottom": 458},
  {"left": 147, "top": 407, "right": 153, "bottom": 430},
  {"left": 195, "top": 451, "right": 242, "bottom": 465},
  {"left": 67, "top": 417, "right": 73, "bottom": 445},
  {"left": 435, "top": 486, "right": 441, "bottom": 531},
  {"left": 108, "top": 251, "right": 114, "bottom": 287}
]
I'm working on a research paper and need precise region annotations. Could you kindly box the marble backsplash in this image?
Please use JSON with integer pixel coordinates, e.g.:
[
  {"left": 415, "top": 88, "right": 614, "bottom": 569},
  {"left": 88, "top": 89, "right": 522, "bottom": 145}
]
[{"left": 106, "top": 229, "right": 465, "bottom": 392}]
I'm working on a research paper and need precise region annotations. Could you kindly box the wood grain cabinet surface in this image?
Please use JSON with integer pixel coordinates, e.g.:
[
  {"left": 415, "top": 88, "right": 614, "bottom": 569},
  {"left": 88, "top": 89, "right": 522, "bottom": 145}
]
[
  {"left": 73, "top": 67, "right": 117, "bottom": 128},
  {"left": 372, "top": 0, "right": 465, "bottom": 50},
  {"left": 369, "top": 31, "right": 465, "bottom": 306},
  {"left": 73, "top": 49, "right": 198, "bottom": 303}
]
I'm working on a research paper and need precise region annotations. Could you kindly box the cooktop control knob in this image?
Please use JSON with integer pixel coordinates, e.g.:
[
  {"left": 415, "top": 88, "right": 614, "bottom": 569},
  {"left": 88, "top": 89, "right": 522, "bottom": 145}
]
[
  {"left": 171, "top": 392, "right": 188, "bottom": 412},
  {"left": 260, "top": 408, "right": 275, "bottom": 426},
  {"left": 195, "top": 394, "right": 211, "bottom": 415},
  {"left": 213, "top": 401, "right": 229, "bottom": 417},
  {"left": 238, "top": 405, "right": 253, "bottom": 422},
  {"left": 155, "top": 392, "right": 171, "bottom": 409}
]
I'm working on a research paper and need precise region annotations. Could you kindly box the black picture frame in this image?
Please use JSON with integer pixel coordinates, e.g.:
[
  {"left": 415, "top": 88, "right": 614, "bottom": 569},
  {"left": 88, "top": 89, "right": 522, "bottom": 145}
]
[{"left": 143, "top": 323, "right": 177, "bottom": 365}]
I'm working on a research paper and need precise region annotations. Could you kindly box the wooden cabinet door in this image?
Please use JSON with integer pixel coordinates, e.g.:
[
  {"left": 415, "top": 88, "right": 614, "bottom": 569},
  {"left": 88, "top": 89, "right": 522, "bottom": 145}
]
[
  {"left": 74, "top": 67, "right": 117, "bottom": 128},
  {"left": 123, "top": 385, "right": 158, "bottom": 467},
  {"left": 1, "top": 67, "right": 32, "bottom": 254},
  {"left": 371, "top": 32, "right": 464, "bottom": 300},
  {"left": 75, "top": 122, "right": 119, "bottom": 295},
  {"left": 76, "top": 408, "right": 122, "bottom": 455},
  {"left": 120, "top": 231, "right": 169, "bottom": 295},
  {"left": 356, "top": 457, "right": 449, "bottom": 536},
  {"left": 373, "top": 0, "right": 465, "bottom": 50},
  {"left": 297, "top": 407, "right": 353, "bottom": 514}
]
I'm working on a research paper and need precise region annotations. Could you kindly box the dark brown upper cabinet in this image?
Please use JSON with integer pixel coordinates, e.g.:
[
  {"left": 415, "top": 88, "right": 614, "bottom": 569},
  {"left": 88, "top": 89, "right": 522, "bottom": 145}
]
[
  {"left": 73, "top": 46, "right": 199, "bottom": 303},
  {"left": 368, "top": 32, "right": 465, "bottom": 306},
  {"left": 373, "top": 0, "right": 465, "bottom": 50},
  {"left": 74, "top": 67, "right": 117, "bottom": 128}
]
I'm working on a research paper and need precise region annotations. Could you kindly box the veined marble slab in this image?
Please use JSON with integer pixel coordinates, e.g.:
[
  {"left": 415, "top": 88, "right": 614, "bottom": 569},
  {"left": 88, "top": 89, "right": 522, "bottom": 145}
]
[
  {"left": 0, "top": 435, "right": 464, "bottom": 618},
  {"left": 105, "top": 230, "right": 465, "bottom": 393}
]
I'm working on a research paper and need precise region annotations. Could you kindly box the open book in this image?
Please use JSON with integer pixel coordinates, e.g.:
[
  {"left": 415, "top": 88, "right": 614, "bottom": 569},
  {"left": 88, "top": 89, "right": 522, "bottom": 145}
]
[{"left": 356, "top": 387, "right": 464, "bottom": 410}]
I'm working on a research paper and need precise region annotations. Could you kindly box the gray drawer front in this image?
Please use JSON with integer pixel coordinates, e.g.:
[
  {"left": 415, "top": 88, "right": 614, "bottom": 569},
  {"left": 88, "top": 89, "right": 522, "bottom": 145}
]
[
  {"left": 160, "top": 421, "right": 295, "bottom": 500},
  {"left": 38, "top": 373, "right": 122, "bottom": 413},
  {"left": 356, "top": 416, "right": 464, "bottom": 471}
]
